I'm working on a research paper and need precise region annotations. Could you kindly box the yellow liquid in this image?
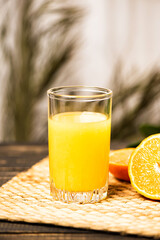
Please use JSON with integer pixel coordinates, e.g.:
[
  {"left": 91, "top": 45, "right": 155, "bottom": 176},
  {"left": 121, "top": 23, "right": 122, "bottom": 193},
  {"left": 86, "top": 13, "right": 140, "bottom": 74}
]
[{"left": 49, "top": 112, "right": 111, "bottom": 192}]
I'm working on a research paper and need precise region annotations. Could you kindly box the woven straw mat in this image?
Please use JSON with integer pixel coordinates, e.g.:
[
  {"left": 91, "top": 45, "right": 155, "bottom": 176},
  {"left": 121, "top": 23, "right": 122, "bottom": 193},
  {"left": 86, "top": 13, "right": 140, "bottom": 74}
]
[{"left": 0, "top": 157, "right": 160, "bottom": 238}]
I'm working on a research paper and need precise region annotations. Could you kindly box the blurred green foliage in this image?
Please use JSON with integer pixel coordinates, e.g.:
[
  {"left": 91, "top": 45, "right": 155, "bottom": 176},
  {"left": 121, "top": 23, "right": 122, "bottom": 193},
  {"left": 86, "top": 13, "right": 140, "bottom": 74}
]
[
  {"left": 111, "top": 61, "right": 160, "bottom": 144},
  {"left": 0, "top": 1, "right": 159, "bottom": 143},
  {"left": 127, "top": 124, "right": 160, "bottom": 147},
  {"left": 140, "top": 124, "right": 160, "bottom": 137},
  {"left": 1, "top": 0, "right": 82, "bottom": 142}
]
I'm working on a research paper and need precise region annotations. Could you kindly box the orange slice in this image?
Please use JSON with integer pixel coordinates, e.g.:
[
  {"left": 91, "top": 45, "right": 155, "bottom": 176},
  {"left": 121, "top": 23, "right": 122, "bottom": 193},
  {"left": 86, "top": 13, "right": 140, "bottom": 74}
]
[
  {"left": 128, "top": 134, "right": 160, "bottom": 200},
  {"left": 109, "top": 148, "right": 134, "bottom": 181}
]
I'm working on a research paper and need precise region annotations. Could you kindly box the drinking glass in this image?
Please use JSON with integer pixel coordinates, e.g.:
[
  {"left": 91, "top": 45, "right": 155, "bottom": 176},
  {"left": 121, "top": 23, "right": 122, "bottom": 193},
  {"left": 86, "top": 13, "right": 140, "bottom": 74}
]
[{"left": 47, "top": 86, "right": 112, "bottom": 203}]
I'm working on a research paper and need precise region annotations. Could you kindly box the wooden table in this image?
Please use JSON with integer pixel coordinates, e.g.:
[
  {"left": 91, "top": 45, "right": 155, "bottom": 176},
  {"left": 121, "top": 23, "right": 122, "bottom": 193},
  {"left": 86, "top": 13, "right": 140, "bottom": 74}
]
[{"left": 0, "top": 144, "right": 148, "bottom": 240}]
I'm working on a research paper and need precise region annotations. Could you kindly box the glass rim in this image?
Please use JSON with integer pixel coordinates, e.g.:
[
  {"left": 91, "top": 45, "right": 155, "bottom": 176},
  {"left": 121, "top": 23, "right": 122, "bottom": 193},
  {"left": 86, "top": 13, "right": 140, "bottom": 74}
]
[{"left": 47, "top": 86, "right": 112, "bottom": 101}]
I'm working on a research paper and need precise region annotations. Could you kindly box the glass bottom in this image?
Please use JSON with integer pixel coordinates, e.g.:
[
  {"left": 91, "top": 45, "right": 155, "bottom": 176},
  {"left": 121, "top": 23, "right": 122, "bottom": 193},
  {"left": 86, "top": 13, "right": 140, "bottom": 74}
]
[{"left": 50, "top": 181, "right": 108, "bottom": 204}]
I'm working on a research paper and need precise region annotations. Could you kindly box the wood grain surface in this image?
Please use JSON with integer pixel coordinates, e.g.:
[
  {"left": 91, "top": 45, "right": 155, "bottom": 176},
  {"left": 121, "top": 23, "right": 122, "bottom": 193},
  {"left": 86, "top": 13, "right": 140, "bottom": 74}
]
[{"left": 0, "top": 143, "right": 148, "bottom": 240}]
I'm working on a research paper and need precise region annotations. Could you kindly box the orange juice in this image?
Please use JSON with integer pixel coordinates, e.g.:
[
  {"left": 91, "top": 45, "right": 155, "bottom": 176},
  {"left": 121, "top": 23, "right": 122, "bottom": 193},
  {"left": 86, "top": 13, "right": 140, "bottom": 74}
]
[{"left": 49, "top": 112, "right": 111, "bottom": 192}]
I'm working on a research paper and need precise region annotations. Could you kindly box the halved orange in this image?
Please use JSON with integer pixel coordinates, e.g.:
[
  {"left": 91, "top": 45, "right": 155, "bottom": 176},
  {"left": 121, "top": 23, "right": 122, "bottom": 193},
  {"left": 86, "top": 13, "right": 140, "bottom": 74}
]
[
  {"left": 128, "top": 134, "right": 160, "bottom": 200},
  {"left": 109, "top": 148, "right": 134, "bottom": 181}
]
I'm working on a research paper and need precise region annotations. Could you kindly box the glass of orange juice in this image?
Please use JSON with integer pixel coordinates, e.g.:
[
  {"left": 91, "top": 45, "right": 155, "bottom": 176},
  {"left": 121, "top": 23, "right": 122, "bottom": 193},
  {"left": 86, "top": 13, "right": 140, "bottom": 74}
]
[{"left": 47, "top": 86, "right": 112, "bottom": 203}]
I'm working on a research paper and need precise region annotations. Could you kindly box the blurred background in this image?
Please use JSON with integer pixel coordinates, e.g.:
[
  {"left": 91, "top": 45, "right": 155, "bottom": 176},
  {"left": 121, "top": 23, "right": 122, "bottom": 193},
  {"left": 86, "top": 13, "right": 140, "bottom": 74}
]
[{"left": 0, "top": 0, "right": 159, "bottom": 145}]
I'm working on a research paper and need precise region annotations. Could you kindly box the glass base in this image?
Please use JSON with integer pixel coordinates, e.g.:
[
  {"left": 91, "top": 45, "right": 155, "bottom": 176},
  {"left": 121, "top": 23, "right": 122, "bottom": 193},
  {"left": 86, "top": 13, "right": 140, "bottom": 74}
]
[{"left": 50, "top": 181, "right": 108, "bottom": 204}]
